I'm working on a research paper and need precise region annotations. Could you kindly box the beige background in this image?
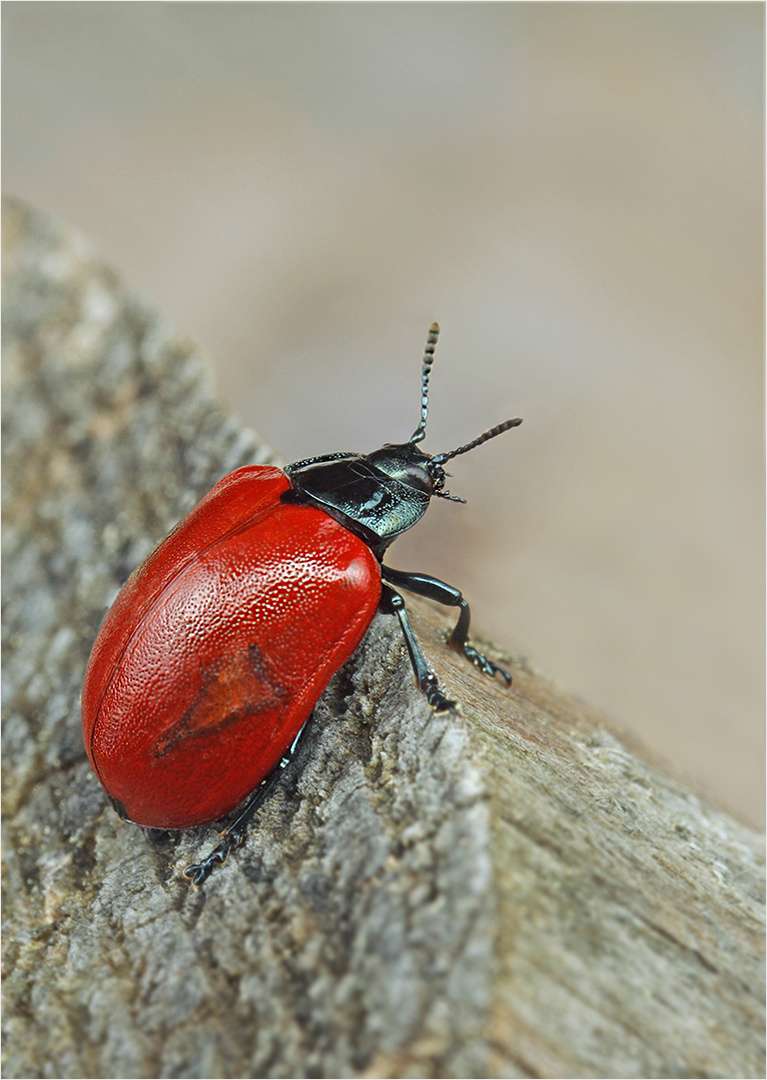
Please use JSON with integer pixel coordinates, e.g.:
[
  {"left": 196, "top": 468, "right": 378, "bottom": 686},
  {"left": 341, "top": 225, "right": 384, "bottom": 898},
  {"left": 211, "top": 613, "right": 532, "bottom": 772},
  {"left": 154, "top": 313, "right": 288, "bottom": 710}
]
[{"left": 3, "top": 3, "right": 763, "bottom": 826}]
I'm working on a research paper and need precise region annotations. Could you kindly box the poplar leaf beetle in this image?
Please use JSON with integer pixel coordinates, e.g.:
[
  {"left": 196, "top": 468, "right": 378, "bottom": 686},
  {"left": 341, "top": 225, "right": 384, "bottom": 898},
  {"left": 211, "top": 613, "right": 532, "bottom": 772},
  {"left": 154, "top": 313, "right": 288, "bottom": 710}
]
[{"left": 82, "top": 325, "right": 522, "bottom": 883}]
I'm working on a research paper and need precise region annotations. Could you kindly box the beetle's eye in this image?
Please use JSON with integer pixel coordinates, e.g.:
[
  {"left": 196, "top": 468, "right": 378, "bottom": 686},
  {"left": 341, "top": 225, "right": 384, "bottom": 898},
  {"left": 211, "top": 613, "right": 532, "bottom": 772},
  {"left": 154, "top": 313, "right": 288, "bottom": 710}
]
[{"left": 404, "top": 463, "right": 433, "bottom": 494}]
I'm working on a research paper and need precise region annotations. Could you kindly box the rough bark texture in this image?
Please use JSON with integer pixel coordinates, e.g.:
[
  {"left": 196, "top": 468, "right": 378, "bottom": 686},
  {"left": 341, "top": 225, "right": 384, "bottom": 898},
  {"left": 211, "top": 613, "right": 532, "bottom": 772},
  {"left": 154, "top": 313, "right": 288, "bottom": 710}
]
[{"left": 2, "top": 196, "right": 764, "bottom": 1080}]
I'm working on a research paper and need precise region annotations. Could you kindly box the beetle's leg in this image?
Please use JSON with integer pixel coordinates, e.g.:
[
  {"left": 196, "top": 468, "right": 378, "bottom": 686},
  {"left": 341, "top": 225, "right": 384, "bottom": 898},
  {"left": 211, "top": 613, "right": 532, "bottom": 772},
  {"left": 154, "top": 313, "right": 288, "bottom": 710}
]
[
  {"left": 380, "top": 584, "right": 458, "bottom": 713},
  {"left": 183, "top": 720, "right": 310, "bottom": 886},
  {"left": 381, "top": 566, "right": 512, "bottom": 686}
]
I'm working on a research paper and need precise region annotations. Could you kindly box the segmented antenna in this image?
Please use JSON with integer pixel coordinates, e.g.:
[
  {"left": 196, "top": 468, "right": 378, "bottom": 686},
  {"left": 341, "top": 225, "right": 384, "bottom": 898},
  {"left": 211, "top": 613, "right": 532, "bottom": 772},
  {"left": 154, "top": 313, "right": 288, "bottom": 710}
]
[
  {"left": 430, "top": 417, "right": 523, "bottom": 467},
  {"left": 409, "top": 322, "right": 440, "bottom": 444},
  {"left": 428, "top": 417, "right": 523, "bottom": 501}
]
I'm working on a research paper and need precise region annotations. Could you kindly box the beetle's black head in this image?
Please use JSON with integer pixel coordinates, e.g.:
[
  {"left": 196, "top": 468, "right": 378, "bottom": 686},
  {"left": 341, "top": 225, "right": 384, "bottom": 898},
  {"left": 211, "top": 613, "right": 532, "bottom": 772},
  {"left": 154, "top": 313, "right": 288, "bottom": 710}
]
[
  {"left": 365, "top": 442, "right": 434, "bottom": 496},
  {"left": 284, "top": 324, "right": 522, "bottom": 553}
]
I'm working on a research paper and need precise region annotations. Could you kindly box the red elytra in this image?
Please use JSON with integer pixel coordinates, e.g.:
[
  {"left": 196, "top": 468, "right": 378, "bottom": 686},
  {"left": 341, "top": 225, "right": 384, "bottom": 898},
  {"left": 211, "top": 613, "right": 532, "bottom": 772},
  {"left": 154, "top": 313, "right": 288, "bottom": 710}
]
[{"left": 82, "top": 465, "right": 380, "bottom": 829}]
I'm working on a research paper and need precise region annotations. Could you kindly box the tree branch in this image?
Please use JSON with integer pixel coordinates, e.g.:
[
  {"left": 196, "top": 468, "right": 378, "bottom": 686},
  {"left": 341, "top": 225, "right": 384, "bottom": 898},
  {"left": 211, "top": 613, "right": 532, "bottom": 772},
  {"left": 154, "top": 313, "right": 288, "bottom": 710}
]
[{"left": 2, "top": 197, "right": 763, "bottom": 1079}]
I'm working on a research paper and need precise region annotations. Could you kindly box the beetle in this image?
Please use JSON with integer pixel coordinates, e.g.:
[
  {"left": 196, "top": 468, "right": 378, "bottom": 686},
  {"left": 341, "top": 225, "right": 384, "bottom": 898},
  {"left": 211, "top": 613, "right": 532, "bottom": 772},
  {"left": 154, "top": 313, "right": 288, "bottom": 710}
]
[{"left": 82, "top": 324, "right": 522, "bottom": 884}]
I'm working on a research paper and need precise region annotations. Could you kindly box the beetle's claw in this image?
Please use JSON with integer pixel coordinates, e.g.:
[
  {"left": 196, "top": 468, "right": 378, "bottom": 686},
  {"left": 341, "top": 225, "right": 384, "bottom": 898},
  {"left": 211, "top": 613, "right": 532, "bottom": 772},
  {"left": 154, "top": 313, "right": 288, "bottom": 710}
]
[{"left": 183, "top": 860, "right": 212, "bottom": 887}]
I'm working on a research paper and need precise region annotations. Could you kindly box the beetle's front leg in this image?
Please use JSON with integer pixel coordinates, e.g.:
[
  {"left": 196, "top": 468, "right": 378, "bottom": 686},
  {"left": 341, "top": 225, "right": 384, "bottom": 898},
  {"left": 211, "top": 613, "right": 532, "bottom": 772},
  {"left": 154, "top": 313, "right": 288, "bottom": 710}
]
[
  {"left": 380, "top": 566, "right": 512, "bottom": 686},
  {"left": 379, "top": 585, "right": 458, "bottom": 713}
]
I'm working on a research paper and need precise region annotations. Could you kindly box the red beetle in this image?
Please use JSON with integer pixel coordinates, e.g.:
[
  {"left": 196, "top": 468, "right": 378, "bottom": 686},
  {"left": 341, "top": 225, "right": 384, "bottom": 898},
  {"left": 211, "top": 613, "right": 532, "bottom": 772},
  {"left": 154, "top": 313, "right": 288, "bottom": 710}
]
[{"left": 82, "top": 325, "right": 522, "bottom": 883}]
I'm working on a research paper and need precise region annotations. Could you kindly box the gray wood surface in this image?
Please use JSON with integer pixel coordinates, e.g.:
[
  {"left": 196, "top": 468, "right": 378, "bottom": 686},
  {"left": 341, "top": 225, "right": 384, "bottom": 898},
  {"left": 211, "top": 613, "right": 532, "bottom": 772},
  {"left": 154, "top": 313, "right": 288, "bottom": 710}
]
[{"left": 2, "top": 197, "right": 763, "bottom": 1079}]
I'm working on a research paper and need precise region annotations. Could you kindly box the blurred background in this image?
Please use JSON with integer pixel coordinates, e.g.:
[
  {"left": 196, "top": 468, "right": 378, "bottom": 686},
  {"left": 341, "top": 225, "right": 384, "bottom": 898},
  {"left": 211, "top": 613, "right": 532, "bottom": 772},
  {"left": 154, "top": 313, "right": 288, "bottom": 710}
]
[{"left": 3, "top": 3, "right": 763, "bottom": 826}]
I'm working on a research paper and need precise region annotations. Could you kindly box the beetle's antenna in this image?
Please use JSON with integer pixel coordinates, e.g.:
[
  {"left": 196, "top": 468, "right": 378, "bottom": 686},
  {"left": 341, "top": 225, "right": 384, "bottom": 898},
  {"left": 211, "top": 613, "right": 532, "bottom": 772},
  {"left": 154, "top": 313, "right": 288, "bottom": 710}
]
[
  {"left": 431, "top": 417, "right": 523, "bottom": 466},
  {"left": 428, "top": 417, "right": 523, "bottom": 501},
  {"left": 409, "top": 322, "right": 440, "bottom": 444}
]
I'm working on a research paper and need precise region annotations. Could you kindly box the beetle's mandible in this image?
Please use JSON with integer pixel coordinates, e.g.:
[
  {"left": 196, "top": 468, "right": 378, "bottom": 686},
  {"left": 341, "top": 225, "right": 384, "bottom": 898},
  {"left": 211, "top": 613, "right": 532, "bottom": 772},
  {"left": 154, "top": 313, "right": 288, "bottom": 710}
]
[{"left": 82, "top": 324, "right": 522, "bottom": 884}]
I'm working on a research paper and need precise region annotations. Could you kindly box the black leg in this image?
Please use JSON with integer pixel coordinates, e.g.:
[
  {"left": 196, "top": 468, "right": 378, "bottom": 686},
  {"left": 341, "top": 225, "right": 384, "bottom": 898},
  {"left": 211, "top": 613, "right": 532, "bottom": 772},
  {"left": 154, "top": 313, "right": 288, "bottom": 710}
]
[
  {"left": 183, "top": 720, "right": 310, "bottom": 886},
  {"left": 381, "top": 565, "right": 512, "bottom": 686},
  {"left": 379, "top": 585, "right": 458, "bottom": 713}
]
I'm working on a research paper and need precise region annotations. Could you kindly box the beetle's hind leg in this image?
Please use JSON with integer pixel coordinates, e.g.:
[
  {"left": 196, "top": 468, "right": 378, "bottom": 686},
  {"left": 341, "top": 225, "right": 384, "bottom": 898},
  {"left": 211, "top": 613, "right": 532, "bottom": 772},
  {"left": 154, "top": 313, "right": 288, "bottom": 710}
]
[
  {"left": 183, "top": 720, "right": 310, "bottom": 886},
  {"left": 381, "top": 566, "right": 512, "bottom": 687}
]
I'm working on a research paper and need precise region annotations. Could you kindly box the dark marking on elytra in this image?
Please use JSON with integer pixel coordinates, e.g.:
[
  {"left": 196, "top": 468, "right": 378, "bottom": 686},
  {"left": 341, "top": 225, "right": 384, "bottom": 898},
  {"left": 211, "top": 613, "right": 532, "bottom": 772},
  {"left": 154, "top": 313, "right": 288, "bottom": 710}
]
[{"left": 154, "top": 644, "right": 290, "bottom": 759}]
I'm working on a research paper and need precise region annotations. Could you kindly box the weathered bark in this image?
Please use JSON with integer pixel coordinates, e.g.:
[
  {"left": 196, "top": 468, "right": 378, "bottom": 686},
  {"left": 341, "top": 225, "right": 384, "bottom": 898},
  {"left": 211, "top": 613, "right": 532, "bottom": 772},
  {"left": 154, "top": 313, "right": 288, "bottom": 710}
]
[{"left": 2, "top": 196, "right": 763, "bottom": 1080}]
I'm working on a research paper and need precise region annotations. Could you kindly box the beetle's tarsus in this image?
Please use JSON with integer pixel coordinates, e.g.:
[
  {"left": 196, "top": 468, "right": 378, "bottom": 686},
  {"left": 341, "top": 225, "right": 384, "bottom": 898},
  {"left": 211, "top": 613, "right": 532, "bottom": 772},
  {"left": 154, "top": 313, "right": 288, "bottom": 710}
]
[
  {"left": 183, "top": 822, "right": 250, "bottom": 884},
  {"left": 463, "top": 643, "right": 513, "bottom": 686},
  {"left": 422, "top": 674, "right": 459, "bottom": 714},
  {"left": 184, "top": 844, "right": 228, "bottom": 887}
]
